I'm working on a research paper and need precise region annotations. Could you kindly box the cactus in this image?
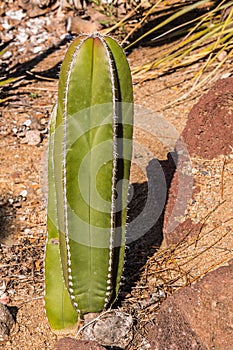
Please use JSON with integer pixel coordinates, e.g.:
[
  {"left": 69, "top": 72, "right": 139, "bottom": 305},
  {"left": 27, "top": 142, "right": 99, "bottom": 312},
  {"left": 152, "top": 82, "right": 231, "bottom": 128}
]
[{"left": 45, "top": 34, "right": 133, "bottom": 331}]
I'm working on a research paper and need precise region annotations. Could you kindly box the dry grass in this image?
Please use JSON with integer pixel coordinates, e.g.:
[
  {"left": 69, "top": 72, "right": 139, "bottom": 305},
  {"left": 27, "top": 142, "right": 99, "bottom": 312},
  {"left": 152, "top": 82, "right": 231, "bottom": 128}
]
[
  {"left": 103, "top": 0, "right": 233, "bottom": 104},
  {"left": 120, "top": 193, "right": 233, "bottom": 348}
]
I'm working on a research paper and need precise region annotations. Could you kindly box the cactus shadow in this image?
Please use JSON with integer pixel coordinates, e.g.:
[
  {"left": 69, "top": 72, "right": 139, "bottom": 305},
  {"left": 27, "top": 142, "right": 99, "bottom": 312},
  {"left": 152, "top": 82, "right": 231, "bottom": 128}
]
[{"left": 118, "top": 151, "right": 177, "bottom": 300}]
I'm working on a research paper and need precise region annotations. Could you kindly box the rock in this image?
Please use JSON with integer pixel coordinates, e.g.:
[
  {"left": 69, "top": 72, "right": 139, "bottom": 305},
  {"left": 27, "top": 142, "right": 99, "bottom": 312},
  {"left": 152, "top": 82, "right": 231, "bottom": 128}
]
[
  {"left": 24, "top": 130, "right": 41, "bottom": 145},
  {"left": 164, "top": 77, "right": 233, "bottom": 245},
  {"left": 180, "top": 78, "right": 233, "bottom": 160},
  {"left": 0, "top": 303, "right": 15, "bottom": 343},
  {"left": 66, "top": 17, "right": 100, "bottom": 35},
  {"left": 146, "top": 260, "right": 233, "bottom": 350},
  {"left": 53, "top": 337, "right": 105, "bottom": 350},
  {"left": 82, "top": 310, "right": 133, "bottom": 348},
  {"left": 217, "top": 50, "right": 227, "bottom": 62}
]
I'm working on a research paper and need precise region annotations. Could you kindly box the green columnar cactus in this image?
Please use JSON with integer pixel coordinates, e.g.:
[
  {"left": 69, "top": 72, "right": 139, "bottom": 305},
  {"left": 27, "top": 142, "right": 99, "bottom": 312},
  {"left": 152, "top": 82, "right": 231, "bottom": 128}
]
[{"left": 45, "top": 34, "right": 133, "bottom": 331}]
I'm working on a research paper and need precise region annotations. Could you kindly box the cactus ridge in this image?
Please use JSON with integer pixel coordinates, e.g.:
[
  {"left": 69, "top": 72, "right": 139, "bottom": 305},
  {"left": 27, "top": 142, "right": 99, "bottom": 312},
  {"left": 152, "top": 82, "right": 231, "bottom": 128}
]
[
  {"left": 62, "top": 35, "right": 120, "bottom": 313},
  {"left": 100, "top": 36, "right": 118, "bottom": 308},
  {"left": 63, "top": 37, "right": 87, "bottom": 313}
]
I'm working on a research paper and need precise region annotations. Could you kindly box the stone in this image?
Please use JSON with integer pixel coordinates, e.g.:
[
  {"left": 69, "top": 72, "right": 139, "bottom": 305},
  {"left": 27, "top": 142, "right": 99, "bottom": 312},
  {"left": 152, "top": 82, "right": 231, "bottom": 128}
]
[
  {"left": 146, "top": 260, "right": 233, "bottom": 350},
  {"left": 163, "top": 77, "right": 233, "bottom": 245},
  {"left": 0, "top": 303, "right": 15, "bottom": 343},
  {"left": 24, "top": 130, "right": 41, "bottom": 145},
  {"left": 82, "top": 310, "right": 133, "bottom": 348},
  {"left": 180, "top": 78, "right": 233, "bottom": 160},
  {"left": 66, "top": 17, "right": 100, "bottom": 35}
]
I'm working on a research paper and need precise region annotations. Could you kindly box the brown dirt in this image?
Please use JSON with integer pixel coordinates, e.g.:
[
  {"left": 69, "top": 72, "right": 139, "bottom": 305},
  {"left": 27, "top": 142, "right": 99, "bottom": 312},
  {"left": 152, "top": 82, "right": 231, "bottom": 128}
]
[{"left": 0, "top": 1, "right": 233, "bottom": 349}]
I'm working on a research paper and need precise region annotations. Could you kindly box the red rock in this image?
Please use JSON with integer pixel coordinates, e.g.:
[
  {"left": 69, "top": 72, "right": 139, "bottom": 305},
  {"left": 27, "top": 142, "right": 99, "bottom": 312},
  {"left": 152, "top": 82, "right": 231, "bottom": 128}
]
[
  {"left": 146, "top": 260, "right": 233, "bottom": 350},
  {"left": 181, "top": 78, "right": 233, "bottom": 159},
  {"left": 54, "top": 337, "right": 106, "bottom": 350},
  {"left": 163, "top": 77, "right": 233, "bottom": 245}
]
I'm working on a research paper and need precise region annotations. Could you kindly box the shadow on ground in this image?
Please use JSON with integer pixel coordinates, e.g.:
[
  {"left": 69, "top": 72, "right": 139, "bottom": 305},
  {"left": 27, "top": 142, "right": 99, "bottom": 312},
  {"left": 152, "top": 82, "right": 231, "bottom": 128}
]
[
  {"left": 0, "top": 36, "right": 71, "bottom": 103},
  {"left": 117, "top": 151, "right": 177, "bottom": 300},
  {"left": 1, "top": 0, "right": 221, "bottom": 98},
  {"left": 123, "top": 0, "right": 219, "bottom": 52}
]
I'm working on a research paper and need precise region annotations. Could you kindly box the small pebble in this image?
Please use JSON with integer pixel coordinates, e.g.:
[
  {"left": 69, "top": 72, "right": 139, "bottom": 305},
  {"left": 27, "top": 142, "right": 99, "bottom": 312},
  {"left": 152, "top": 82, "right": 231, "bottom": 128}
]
[
  {"left": 16, "top": 28, "right": 29, "bottom": 44},
  {"left": 23, "top": 119, "right": 31, "bottom": 128},
  {"left": 24, "top": 228, "right": 31, "bottom": 235},
  {"left": 0, "top": 303, "right": 15, "bottom": 343},
  {"left": 2, "top": 51, "right": 12, "bottom": 60},
  {"left": 217, "top": 50, "right": 227, "bottom": 62},
  {"left": 24, "top": 130, "right": 41, "bottom": 145},
  {"left": 5, "top": 9, "right": 25, "bottom": 21},
  {"left": 191, "top": 168, "right": 198, "bottom": 175},
  {"left": 12, "top": 128, "right": 18, "bottom": 135},
  {"left": 19, "top": 189, "right": 27, "bottom": 198},
  {"left": 32, "top": 46, "right": 43, "bottom": 54},
  {"left": 2, "top": 20, "right": 12, "bottom": 31}
]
